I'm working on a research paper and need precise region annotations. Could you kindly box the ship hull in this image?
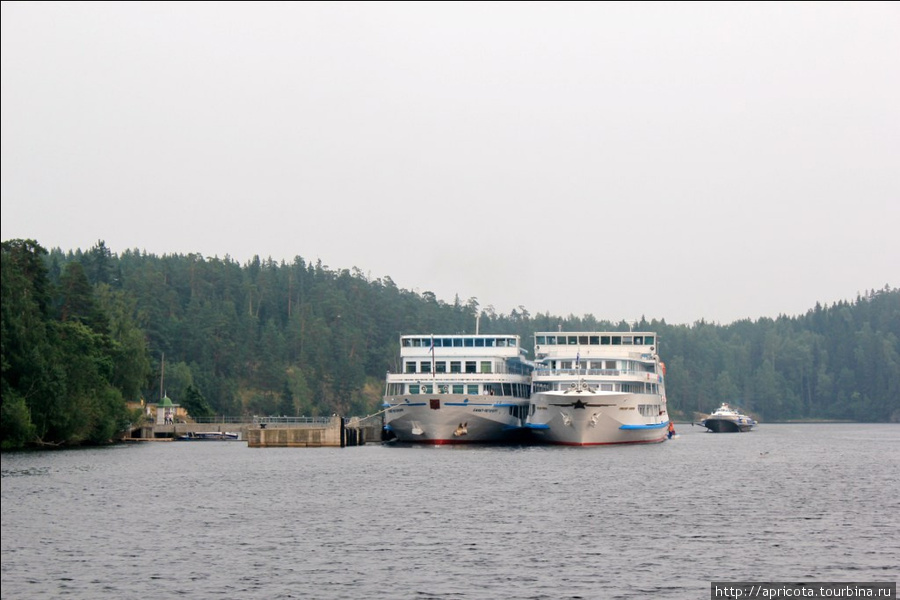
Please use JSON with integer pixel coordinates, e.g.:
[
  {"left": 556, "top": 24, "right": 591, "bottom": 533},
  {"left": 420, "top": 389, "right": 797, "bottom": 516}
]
[
  {"left": 699, "top": 403, "right": 756, "bottom": 432},
  {"left": 527, "top": 390, "right": 668, "bottom": 446},
  {"left": 383, "top": 395, "right": 529, "bottom": 444},
  {"left": 701, "top": 418, "right": 754, "bottom": 433}
]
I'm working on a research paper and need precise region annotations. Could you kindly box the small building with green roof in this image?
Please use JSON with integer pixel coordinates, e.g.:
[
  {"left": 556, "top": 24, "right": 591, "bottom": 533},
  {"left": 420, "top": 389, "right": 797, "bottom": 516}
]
[{"left": 156, "top": 394, "right": 179, "bottom": 425}]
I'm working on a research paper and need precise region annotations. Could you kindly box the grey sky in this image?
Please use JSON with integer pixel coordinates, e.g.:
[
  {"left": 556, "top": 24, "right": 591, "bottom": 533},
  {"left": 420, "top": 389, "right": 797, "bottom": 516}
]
[{"left": 2, "top": 1, "right": 898, "bottom": 325}]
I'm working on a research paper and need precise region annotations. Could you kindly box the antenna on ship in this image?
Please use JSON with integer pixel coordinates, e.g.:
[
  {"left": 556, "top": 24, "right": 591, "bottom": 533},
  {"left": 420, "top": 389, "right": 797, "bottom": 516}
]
[
  {"left": 430, "top": 334, "right": 436, "bottom": 380},
  {"left": 576, "top": 346, "right": 582, "bottom": 384}
]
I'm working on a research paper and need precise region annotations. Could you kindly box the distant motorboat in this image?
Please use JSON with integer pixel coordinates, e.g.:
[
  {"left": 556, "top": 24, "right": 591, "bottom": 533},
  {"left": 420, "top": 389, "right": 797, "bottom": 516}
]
[{"left": 699, "top": 403, "right": 756, "bottom": 433}]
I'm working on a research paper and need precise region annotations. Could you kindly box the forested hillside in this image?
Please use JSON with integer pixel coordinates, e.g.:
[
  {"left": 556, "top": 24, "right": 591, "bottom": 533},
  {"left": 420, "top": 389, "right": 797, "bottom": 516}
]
[{"left": 2, "top": 239, "right": 898, "bottom": 448}]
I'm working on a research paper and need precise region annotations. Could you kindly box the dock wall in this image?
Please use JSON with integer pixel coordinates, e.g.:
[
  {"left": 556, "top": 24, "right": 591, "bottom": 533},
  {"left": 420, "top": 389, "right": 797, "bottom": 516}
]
[
  {"left": 247, "top": 417, "right": 342, "bottom": 447},
  {"left": 246, "top": 417, "right": 380, "bottom": 447},
  {"left": 132, "top": 415, "right": 382, "bottom": 447}
]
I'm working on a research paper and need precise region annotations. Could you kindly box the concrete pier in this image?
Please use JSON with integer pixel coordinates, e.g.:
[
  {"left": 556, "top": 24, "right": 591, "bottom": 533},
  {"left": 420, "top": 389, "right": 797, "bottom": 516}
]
[
  {"left": 246, "top": 416, "right": 381, "bottom": 447},
  {"left": 247, "top": 416, "right": 342, "bottom": 447},
  {"left": 129, "top": 415, "right": 382, "bottom": 447}
]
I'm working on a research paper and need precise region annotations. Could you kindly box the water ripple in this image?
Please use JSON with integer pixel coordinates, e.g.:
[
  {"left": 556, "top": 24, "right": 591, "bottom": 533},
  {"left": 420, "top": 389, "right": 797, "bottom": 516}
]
[{"left": 2, "top": 424, "right": 899, "bottom": 599}]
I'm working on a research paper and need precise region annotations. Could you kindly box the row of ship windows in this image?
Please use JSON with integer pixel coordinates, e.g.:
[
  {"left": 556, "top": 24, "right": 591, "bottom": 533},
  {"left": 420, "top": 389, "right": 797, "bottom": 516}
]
[
  {"left": 387, "top": 382, "right": 658, "bottom": 396},
  {"left": 533, "top": 382, "right": 660, "bottom": 394},
  {"left": 550, "top": 360, "right": 618, "bottom": 370},
  {"left": 405, "top": 360, "right": 657, "bottom": 375},
  {"left": 638, "top": 404, "right": 664, "bottom": 417},
  {"left": 402, "top": 337, "right": 517, "bottom": 348},
  {"left": 535, "top": 335, "right": 654, "bottom": 346},
  {"left": 386, "top": 382, "right": 532, "bottom": 398},
  {"left": 541, "top": 360, "right": 656, "bottom": 373},
  {"left": 406, "top": 361, "right": 494, "bottom": 374}
]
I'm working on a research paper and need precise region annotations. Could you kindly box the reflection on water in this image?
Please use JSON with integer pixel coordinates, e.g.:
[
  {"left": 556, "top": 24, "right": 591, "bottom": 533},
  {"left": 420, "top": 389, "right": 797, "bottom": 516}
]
[{"left": 3, "top": 424, "right": 899, "bottom": 599}]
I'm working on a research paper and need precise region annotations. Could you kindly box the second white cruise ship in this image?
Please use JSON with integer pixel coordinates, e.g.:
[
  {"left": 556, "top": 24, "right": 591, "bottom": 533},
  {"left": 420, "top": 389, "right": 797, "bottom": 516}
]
[{"left": 526, "top": 332, "right": 669, "bottom": 445}]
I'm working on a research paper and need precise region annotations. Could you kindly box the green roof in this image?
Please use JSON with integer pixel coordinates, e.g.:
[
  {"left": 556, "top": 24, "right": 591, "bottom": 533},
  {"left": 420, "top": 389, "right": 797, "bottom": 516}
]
[{"left": 159, "top": 395, "right": 175, "bottom": 407}]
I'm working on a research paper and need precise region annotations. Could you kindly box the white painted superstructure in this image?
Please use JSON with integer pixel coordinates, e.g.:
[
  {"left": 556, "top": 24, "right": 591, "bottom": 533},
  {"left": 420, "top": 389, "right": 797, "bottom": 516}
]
[
  {"left": 383, "top": 334, "right": 533, "bottom": 443},
  {"left": 526, "top": 332, "right": 668, "bottom": 445}
]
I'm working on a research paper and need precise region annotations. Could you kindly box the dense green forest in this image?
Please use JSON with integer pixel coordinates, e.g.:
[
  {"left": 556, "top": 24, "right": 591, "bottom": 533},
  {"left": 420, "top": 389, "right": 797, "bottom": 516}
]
[{"left": 2, "top": 239, "right": 898, "bottom": 449}]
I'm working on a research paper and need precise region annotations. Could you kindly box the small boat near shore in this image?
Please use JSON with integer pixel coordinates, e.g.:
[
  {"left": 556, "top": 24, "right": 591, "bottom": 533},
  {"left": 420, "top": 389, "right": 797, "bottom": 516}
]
[
  {"left": 699, "top": 403, "right": 756, "bottom": 432},
  {"left": 176, "top": 431, "right": 240, "bottom": 441}
]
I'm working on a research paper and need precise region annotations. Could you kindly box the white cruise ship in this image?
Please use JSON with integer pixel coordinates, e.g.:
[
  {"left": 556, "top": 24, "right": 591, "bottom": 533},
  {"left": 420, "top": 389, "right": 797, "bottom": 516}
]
[
  {"left": 382, "top": 334, "right": 533, "bottom": 444},
  {"left": 526, "top": 332, "right": 668, "bottom": 445}
]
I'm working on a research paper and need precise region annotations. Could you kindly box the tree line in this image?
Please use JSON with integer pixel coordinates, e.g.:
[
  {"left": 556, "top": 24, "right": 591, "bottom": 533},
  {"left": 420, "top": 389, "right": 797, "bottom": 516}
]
[{"left": 2, "top": 238, "right": 897, "bottom": 449}]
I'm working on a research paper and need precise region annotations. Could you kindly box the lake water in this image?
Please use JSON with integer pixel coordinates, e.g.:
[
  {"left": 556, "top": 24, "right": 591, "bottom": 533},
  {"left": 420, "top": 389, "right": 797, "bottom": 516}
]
[{"left": 2, "top": 424, "right": 898, "bottom": 599}]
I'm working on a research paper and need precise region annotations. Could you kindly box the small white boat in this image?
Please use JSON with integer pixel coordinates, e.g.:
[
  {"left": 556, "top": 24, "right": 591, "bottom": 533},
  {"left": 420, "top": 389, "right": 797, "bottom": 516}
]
[{"left": 699, "top": 403, "right": 756, "bottom": 432}]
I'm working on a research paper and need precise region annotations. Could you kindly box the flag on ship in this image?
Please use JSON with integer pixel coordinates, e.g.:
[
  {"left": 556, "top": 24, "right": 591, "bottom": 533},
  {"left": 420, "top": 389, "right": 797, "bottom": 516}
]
[{"left": 430, "top": 335, "right": 436, "bottom": 377}]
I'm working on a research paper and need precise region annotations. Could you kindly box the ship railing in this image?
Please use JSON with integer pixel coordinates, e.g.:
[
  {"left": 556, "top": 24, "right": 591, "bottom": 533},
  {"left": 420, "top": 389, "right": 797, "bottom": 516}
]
[
  {"left": 532, "top": 368, "right": 660, "bottom": 377},
  {"left": 386, "top": 367, "right": 532, "bottom": 377},
  {"left": 184, "top": 415, "right": 335, "bottom": 427},
  {"left": 252, "top": 416, "right": 334, "bottom": 426},
  {"left": 533, "top": 368, "right": 626, "bottom": 377},
  {"left": 385, "top": 376, "right": 531, "bottom": 388},
  {"left": 191, "top": 415, "right": 253, "bottom": 424}
]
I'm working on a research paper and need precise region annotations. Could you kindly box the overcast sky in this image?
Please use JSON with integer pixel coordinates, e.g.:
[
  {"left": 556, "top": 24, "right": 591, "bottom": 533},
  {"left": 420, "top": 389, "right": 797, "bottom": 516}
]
[{"left": 2, "top": 2, "right": 897, "bottom": 325}]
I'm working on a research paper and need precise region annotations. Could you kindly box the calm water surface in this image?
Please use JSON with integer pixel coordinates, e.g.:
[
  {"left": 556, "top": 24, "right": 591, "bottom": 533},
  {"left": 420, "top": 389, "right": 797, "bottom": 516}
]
[{"left": 2, "top": 424, "right": 898, "bottom": 599}]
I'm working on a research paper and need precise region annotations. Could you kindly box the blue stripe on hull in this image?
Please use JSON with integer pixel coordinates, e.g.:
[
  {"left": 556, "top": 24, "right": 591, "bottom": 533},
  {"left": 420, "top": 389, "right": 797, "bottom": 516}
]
[
  {"left": 619, "top": 421, "right": 668, "bottom": 430},
  {"left": 547, "top": 436, "right": 667, "bottom": 446}
]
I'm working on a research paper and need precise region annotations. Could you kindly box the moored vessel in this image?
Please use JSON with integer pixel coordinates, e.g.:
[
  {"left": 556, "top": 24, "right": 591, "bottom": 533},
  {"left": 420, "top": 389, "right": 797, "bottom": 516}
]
[
  {"left": 699, "top": 403, "right": 756, "bottom": 432},
  {"left": 175, "top": 431, "right": 240, "bottom": 441},
  {"left": 382, "top": 334, "right": 533, "bottom": 443},
  {"left": 526, "top": 332, "right": 668, "bottom": 445}
]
